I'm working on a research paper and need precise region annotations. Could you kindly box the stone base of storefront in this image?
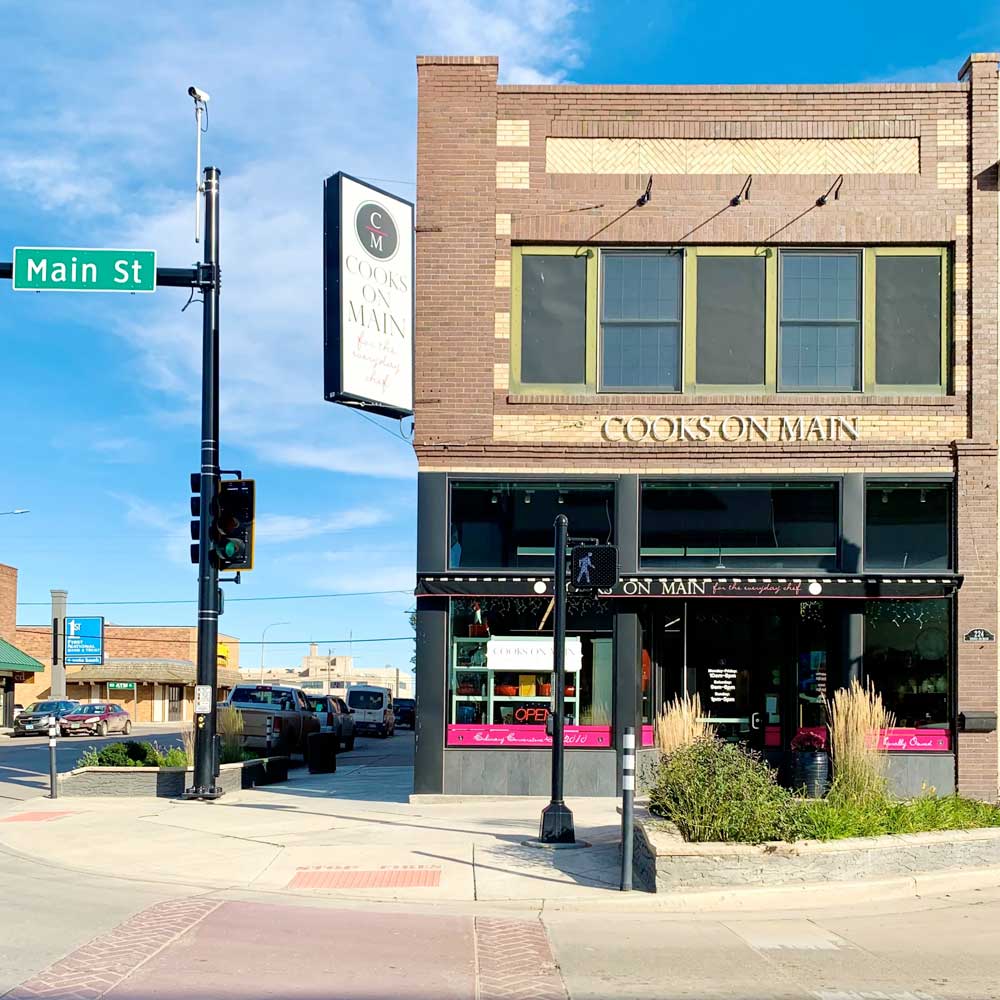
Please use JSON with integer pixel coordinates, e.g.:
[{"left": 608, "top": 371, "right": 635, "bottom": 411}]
[
  {"left": 442, "top": 748, "right": 617, "bottom": 796},
  {"left": 634, "top": 808, "right": 1000, "bottom": 892}
]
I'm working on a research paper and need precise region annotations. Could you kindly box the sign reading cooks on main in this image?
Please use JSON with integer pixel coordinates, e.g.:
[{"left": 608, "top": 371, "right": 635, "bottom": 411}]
[{"left": 602, "top": 414, "right": 861, "bottom": 443}]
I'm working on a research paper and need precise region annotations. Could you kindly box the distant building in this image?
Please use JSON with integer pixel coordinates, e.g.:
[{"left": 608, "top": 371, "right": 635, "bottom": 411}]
[
  {"left": 248, "top": 643, "right": 414, "bottom": 697},
  {"left": 2, "top": 565, "right": 241, "bottom": 725}
]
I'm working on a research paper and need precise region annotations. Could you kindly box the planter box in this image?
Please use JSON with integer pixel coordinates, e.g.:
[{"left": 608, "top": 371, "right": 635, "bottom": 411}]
[
  {"left": 57, "top": 757, "right": 290, "bottom": 798},
  {"left": 633, "top": 807, "right": 1000, "bottom": 892}
]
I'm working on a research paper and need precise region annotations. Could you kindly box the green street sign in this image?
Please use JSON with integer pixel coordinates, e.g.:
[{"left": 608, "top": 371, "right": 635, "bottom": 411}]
[
  {"left": 108, "top": 681, "right": 135, "bottom": 690},
  {"left": 12, "top": 247, "right": 157, "bottom": 293}
]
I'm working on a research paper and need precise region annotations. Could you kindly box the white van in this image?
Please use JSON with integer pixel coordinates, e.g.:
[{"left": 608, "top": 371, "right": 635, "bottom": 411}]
[{"left": 346, "top": 685, "right": 395, "bottom": 738}]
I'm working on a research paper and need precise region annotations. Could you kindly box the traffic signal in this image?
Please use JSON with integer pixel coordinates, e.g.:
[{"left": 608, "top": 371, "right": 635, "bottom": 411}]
[
  {"left": 570, "top": 544, "right": 618, "bottom": 590},
  {"left": 212, "top": 479, "right": 255, "bottom": 571},
  {"left": 189, "top": 472, "right": 201, "bottom": 565}
]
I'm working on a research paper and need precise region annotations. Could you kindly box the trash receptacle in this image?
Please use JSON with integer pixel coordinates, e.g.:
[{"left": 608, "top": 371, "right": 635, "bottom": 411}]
[{"left": 307, "top": 731, "right": 337, "bottom": 774}]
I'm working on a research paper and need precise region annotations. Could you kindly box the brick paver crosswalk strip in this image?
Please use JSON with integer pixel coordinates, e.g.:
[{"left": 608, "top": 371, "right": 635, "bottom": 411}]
[
  {"left": 7, "top": 897, "right": 221, "bottom": 1000},
  {"left": 287, "top": 865, "right": 442, "bottom": 889},
  {"left": 475, "top": 917, "right": 568, "bottom": 1000},
  {"left": 1, "top": 811, "right": 75, "bottom": 823}
]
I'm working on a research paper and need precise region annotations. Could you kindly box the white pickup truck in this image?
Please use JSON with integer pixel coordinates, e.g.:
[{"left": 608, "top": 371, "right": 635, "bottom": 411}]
[{"left": 222, "top": 684, "right": 321, "bottom": 757}]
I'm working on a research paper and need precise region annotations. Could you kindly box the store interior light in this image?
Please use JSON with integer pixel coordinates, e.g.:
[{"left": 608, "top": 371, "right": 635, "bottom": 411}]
[
  {"left": 882, "top": 490, "right": 889, "bottom": 504},
  {"left": 524, "top": 491, "right": 533, "bottom": 505},
  {"left": 920, "top": 489, "right": 927, "bottom": 504},
  {"left": 491, "top": 493, "right": 499, "bottom": 504}
]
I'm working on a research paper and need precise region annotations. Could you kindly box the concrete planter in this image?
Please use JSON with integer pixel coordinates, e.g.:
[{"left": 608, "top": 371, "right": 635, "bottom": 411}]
[
  {"left": 57, "top": 757, "right": 290, "bottom": 798},
  {"left": 633, "top": 807, "right": 1000, "bottom": 892}
]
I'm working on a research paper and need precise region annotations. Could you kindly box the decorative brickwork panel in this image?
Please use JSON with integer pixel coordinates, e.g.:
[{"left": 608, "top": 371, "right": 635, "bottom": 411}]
[
  {"left": 938, "top": 162, "right": 970, "bottom": 188},
  {"left": 496, "top": 161, "right": 529, "bottom": 189},
  {"left": 546, "top": 137, "right": 920, "bottom": 175},
  {"left": 496, "top": 119, "right": 530, "bottom": 146},
  {"left": 493, "top": 363, "right": 510, "bottom": 389},
  {"left": 495, "top": 213, "right": 511, "bottom": 236},
  {"left": 937, "top": 118, "right": 969, "bottom": 147},
  {"left": 494, "top": 312, "right": 510, "bottom": 339}
]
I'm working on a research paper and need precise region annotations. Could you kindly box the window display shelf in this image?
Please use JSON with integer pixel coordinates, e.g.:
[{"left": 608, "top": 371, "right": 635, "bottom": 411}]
[{"left": 493, "top": 695, "right": 577, "bottom": 702}]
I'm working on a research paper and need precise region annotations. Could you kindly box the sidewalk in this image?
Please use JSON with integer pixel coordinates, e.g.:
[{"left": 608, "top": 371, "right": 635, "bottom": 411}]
[{"left": 0, "top": 762, "right": 627, "bottom": 908}]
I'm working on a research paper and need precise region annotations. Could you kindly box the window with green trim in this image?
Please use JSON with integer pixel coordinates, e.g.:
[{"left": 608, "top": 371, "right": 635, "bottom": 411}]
[
  {"left": 600, "top": 252, "right": 682, "bottom": 390},
  {"left": 508, "top": 245, "right": 949, "bottom": 396}
]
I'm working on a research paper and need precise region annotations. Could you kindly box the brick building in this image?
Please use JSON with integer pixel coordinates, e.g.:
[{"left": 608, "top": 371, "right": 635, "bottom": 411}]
[
  {"left": 3, "top": 568, "right": 241, "bottom": 725},
  {"left": 412, "top": 54, "right": 999, "bottom": 800}
]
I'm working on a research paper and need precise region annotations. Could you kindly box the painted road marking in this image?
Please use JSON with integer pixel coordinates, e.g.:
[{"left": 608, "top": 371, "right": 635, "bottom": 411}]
[{"left": 0, "top": 811, "right": 75, "bottom": 823}]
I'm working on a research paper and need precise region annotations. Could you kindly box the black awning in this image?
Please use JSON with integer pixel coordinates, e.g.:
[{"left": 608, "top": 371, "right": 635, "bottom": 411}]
[{"left": 416, "top": 574, "right": 963, "bottom": 600}]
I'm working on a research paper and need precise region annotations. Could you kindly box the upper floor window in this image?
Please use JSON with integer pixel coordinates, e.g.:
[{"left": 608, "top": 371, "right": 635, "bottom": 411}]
[
  {"left": 509, "top": 245, "right": 949, "bottom": 397},
  {"left": 600, "top": 252, "right": 682, "bottom": 390},
  {"left": 779, "top": 252, "right": 860, "bottom": 391}
]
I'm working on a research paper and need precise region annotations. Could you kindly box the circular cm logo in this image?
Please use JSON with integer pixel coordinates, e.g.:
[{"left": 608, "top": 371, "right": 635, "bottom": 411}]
[{"left": 355, "top": 201, "right": 398, "bottom": 261}]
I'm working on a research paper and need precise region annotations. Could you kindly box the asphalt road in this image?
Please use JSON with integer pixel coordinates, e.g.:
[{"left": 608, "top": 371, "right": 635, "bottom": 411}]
[
  {"left": 0, "top": 722, "right": 415, "bottom": 800},
  {"left": 0, "top": 726, "right": 185, "bottom": 800}
]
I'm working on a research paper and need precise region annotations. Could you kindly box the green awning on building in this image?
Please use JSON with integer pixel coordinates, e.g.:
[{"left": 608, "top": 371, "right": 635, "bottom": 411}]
[{"left": 0, "top": 636, "right": 44, "bottom": 673}]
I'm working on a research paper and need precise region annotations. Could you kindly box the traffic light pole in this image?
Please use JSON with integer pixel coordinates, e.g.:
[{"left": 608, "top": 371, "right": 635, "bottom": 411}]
[{"left": 185, "top": 165, "right": 222, "bottom": 800}]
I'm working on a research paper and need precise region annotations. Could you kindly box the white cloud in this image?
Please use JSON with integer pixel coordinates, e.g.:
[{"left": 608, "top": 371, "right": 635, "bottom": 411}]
[
  {"left": 2, "top": 2, "right": 585, "bottom": 482},
  {"left": 255, "top": 508, "right": 390, "bottom": 544}
]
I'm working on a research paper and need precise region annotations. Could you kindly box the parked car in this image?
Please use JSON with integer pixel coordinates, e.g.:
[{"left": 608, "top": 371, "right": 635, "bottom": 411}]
[
  {"left": 347, "top": 685, "right": 395, "bottom": 738},
  {"left": 60, "top": 703, "right": 131, "bottom": 737},
  {"left": 393, "top": 697, "right": 416, "bottom": 730},
  {"left": 12, "top": 703, "right": 24, "bottom": 720},
  {"left": 305, "top": 695, "right": 355, "bottom": 752},
  {"left": 13, "top": 700, "right": 79, "bottom": 736},
  {"left": 223, "top": 684, "right": 321, "bottom": 757}
]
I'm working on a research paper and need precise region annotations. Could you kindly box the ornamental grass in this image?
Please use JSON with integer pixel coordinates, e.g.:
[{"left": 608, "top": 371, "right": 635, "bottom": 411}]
[
  {"left": 827, "top": 679, "right": 895, "bottom": 807},
  {"left": 654, "top": 692, "right": 713, "bottom": 755}
]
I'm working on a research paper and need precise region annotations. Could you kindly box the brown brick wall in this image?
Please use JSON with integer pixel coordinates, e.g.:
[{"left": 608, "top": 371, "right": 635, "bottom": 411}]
[
  {"left": 415, "top": 55, "right": 1000, "bottom": 799},
  {"left": 0, "top": 564, "right": 16, "bottom": 646}
]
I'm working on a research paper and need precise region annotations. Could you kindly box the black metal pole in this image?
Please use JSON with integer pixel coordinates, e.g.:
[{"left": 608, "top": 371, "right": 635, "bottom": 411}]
[
  {"left": 540, "top": 513, "right": 575, "bottom": 843},
  {"left": 621, "top": 726, "right": 634, "bottom": 890},
  {"left": 185, "top": 166, "right": 222, "bottom": 800}
]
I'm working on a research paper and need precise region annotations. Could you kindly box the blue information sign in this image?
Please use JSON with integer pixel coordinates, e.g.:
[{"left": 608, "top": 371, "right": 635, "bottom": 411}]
[{"left": 64, "top": 616, "right": 105, "bottom": 665}]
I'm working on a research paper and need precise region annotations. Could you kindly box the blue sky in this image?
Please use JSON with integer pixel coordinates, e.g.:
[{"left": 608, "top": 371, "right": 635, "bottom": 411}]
[{"left": 1, "top": 1, "right": 997, "bottom": 673}]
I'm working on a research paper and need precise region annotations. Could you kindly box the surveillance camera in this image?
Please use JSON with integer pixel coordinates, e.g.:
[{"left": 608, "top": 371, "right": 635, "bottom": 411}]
[{"left": 188, "top": 86, "right": 210, "bottom": 102}]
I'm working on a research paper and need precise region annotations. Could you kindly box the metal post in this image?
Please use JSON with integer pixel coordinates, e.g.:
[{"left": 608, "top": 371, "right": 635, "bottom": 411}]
[
  {"left": 48, "top": 716, "right": 58, "bottom": 799},
  {"left": 621, "top": 726, "right": 635, "bottom": 891},
  {"left": 50, "top": 589, "right": 68, "bottom": 699},
  {"left": 185, "top": 165, "right": 222, "bottom": 800},
  {"left": 540, "top": 514, "right": 575, "bottom": 844}
]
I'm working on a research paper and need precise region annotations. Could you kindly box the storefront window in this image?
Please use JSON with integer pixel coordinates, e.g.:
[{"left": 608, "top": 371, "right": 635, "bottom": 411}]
[
  {"left": 865, "top": 482, "right": 951, "bottom": 571},
  {"left": 640, "top": 481, "right": 839, "bottom": 570},
  {"left": 864, "top": 599, "right": 950, "bottom": 729},
  {"left": 447, "top": 596, "right": 613, "bottom": 748},
  {"left": 450, "top": 481, "right": 614, "bottom": 570}
]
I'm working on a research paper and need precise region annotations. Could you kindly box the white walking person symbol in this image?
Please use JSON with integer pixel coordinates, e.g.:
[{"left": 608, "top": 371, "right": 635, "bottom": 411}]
[{"left": 577, "top": 551, "right": 593, "bottom": 585}]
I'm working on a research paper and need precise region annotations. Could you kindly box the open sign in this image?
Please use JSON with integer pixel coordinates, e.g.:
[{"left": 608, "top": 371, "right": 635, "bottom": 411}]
[{"left": 514, "top": 706, "right": 549, "bottom": 724}]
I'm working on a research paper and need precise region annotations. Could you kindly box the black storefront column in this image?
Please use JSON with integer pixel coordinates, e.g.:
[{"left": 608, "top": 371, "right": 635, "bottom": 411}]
[
  {"left": 613, "top": 476, "right": 641, "bottom": 794},
  {"left": 414, "top": 597, "right": 448, "bottom": 794},
  {"left": 415, "top": 472, "right": 450, "bottom": 795},
  {"left": 839, "top": 475, "right": 865, "bottom": 691},
  {"left": 614, "top": 613, "right": 641, "bottom": 795}
]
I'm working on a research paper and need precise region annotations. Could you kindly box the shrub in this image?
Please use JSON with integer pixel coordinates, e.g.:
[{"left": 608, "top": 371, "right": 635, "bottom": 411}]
[
  {"left": 649, "top": 737, "right": 798, "bottom": 844},
  {"left": 94, "top": 742, "right": 134, "bottom": 767},
  {"left": 827, "top": 679, "right": 895, "bottom": 807},
  {"left": 77, "top": 747, "right": 100, "bottom": 768},
  {"left": 654, "top": 693, "right": 713, "bottom": 755},
  {"left": 159, "top": 747, "right": 189, "bottom": 768}
]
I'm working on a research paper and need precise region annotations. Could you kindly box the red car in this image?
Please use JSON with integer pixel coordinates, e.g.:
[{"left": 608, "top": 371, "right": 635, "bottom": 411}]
[{"left": 60, "top": 703, "right": 132, "bottom": 737}]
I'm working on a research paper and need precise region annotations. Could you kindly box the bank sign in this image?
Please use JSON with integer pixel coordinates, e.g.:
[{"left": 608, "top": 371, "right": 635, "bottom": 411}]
[
  {"left": 64, "top": 616, "right": 105, "bottom": 666},
  {"left": 323, "top": 173, "right": 413, "bottom": 418}
]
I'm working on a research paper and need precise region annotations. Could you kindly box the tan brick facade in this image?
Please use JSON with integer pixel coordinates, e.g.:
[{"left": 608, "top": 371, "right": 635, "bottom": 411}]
[{"left": 415, "top": 54, "right": 1000, "bottom": 799}]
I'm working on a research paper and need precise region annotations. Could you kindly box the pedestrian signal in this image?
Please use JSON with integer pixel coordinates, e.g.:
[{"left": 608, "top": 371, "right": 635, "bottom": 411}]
[{"left": 570, "top": 545, "right": 618, "bottom": 590}]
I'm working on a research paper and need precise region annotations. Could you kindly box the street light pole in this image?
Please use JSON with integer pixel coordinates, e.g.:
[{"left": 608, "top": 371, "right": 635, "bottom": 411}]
[
  {"left": 259, "top": 622, "right": 290, "bottom": 682},
  {"left": 539, "top": 513, "right": 575, "bottom": 844}
]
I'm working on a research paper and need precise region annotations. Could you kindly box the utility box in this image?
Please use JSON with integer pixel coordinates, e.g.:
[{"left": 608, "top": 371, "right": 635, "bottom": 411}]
[{"left": 958, "top": 711, "right": 998, "bottom": 732}]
